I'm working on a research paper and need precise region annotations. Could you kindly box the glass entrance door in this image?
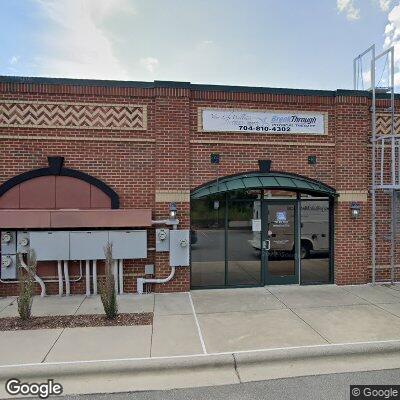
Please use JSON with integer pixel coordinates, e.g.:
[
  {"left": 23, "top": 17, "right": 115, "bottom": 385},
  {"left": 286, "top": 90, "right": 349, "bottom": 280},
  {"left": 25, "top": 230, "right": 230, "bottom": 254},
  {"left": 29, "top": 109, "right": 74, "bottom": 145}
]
[{"left": 262, "top": 200, "right": 299, "bottom": 285}]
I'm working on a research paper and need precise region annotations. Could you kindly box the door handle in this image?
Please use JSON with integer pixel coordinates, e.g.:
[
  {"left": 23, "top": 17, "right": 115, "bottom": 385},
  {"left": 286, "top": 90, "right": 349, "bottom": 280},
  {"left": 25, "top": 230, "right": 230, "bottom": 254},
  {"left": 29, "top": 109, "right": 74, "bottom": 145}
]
[{"left": 262, "top": 240, "right": 271, "bottom": 251}]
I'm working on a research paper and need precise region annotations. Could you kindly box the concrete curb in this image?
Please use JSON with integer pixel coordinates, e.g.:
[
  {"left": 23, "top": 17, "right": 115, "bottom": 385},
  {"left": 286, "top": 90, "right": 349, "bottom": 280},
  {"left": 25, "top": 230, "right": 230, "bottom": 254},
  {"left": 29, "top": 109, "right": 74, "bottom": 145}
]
[{"left": 1, "top": 341, "right": 400, "bottom": 396}]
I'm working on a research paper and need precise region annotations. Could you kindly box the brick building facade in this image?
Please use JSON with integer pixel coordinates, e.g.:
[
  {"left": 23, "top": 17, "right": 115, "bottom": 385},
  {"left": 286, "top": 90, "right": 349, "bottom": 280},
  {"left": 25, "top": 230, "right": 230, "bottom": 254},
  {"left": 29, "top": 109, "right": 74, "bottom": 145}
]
[{"left": 0, "top": 76, "right": 398, "bottom": 296}]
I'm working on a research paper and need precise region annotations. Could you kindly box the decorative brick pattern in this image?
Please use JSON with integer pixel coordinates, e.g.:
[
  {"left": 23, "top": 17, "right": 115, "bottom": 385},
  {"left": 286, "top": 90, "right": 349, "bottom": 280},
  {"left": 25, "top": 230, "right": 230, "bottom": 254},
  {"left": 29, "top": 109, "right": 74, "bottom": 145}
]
[
  {"left": 0, "top": 100, "right": 147, "bottom": 130},
  {"left": 376, "top": 113, "right": 400, "bottom": 135}
]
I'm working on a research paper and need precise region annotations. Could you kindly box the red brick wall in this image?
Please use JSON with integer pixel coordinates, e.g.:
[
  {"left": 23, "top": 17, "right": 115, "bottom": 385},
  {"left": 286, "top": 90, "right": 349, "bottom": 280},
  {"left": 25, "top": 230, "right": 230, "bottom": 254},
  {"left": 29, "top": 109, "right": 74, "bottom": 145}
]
[{"left": 0, "top": 79, "right": 398, "bottom": 296}]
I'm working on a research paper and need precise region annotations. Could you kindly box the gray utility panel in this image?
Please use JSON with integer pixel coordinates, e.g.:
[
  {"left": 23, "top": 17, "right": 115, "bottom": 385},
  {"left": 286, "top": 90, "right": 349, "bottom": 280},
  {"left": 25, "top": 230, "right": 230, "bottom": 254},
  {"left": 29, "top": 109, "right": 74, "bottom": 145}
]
[
  {"left": 70, "top": 231, "right": 109, "bottom": 260},
  {"left": 169, "top": 230, "right": 190, "bottom": 267},
  {"left": 1, "top": 231, "right": 16, "bottom": 255},
  {"left": 17, "top": 231, "right": 30, "bottom": 254},
  {"left": 155, "top": 228, "right": 170, "bottom": 252},
  {"left": 1, "top": 254, "right": 17, "bottom": 279},
  {"left": 30, "top": 231, "right": 70, "bottom": 261},
  {"left": 109, "top": 230, "right": 147, "bottom": 259}
]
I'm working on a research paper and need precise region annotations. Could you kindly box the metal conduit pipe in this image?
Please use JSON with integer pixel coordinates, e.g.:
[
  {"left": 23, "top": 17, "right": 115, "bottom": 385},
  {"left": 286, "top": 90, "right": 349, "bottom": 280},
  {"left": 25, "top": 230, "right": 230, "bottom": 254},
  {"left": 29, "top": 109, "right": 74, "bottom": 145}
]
[
  {"left": 112, "top": 260, "right": 118, "bottom": 294},
  {"left": 85, "top": 260, "right": 91, "bottom": 296},
  {"left": 92, "top": 260, "right": 97, "bottom": 295},
  {"left": 137, "top": 267, "right": 175, "bottom": 295},
  {"left": 63, "top": 260, "right": 70, "bottom": 296},
  {"left": 118, "top": 259, "right": 124, "bottom": 294},
  {"left": 19, "top": 254, "right": 46, "bottom": 297},
  {"left": 57, "top": 260, "right": 63, "bottom": 296}
]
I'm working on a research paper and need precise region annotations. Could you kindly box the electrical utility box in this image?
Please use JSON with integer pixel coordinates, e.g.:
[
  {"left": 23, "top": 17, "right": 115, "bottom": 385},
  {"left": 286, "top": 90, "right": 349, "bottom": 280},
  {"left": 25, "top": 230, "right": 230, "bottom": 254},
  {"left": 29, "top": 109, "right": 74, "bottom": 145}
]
[
  {"left": 1, "top": 231, "right": 16, "bottom": 255},
  {"left": 30, "top": 231, "right": 70, "bottom": 261},
  {"left": 169, "top": 230, "right": 190, "bottom": 267},
  {"left": 109, "top": 230, "right": 147, "bottom": 259},
  {"left": 70, "top": 231, "right": 109, "bottom": 260},
  {"left": 1, "top": 254, "right": 17, "bottom": 279},
  {"left": 17, "top": 231, "right": 30, "bottom": 254},
  {"left": 156, "top": 228, "right": 169, "bottom": 252}
]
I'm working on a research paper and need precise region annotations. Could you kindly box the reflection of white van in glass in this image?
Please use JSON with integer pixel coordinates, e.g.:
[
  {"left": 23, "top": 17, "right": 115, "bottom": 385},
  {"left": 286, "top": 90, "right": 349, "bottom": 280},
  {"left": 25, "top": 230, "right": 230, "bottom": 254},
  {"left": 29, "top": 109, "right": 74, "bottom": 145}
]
[{"left": 249, "top": 201, "right": 329, "bottom": 259}]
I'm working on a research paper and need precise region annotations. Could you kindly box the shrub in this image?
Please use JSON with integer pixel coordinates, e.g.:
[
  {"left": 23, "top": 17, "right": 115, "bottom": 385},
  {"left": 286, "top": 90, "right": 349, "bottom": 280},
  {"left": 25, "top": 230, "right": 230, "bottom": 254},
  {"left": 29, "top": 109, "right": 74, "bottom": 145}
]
[
  {"left": 99, "top": 243, "right": 118, "bottom": 319},
  {"left": 17, "top": 249, "right": 36, "bottom": 320}
]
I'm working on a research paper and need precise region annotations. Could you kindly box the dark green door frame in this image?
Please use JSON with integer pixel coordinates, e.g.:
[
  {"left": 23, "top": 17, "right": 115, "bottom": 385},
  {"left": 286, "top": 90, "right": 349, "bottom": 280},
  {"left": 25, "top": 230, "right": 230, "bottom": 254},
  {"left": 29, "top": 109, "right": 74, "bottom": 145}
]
[{"left": 262, "top": 199, "right": 300, "bottom": 285}]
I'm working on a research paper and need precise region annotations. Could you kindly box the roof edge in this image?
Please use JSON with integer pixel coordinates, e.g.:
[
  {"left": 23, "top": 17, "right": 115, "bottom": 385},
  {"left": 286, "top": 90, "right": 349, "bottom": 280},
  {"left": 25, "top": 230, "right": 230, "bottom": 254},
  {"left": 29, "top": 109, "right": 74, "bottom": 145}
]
[{"left": 2, "top": 75, "right": 399, "bottom": 98}]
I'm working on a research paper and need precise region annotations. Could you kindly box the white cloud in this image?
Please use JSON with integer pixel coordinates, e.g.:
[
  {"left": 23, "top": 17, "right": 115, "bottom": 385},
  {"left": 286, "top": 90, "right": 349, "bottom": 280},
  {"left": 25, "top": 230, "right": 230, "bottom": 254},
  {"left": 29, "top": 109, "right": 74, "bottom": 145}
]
[
  {"left": 32, "top": 0, "right": 134, "bottom": 80},
  {"left": 337, "top": 0, "right": 360, "bottom": 20},
  {"left": 379, "top": 0, "right": 393, "bottom": 11},
  {"left": 9, "top": 56, "right": 20, "bottom": 65},
  {"left": 139, "top": 57, "right": 159, "bottom": 74}
]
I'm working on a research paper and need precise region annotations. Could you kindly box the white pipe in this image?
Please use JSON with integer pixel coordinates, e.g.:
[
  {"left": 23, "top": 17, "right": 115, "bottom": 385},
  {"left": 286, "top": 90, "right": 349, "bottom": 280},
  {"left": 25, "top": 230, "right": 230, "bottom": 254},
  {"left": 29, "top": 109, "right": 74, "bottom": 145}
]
[
  {"left": 92, "top": 260, "right": 97, "bottom": 295},
  {"left": 118, "top": 259, "right": 124, "bottom": 294},
  {"left": 85, "top": 260, "right": 91, "bottom": 297},
  {"left": 137, "top": 266, "right": 175, "bottom": 294},
  {"left": 57, "top": 260, "right": 63, "bottom": 296},
  {"left": 18, "top": 254, "right": 46, "bottom": 297},
  {"left": 112, "top": 260, "right": 118, "bottom": 294},
  {"left": 63, "top": 260, "right": 70, "bottom": 296}
]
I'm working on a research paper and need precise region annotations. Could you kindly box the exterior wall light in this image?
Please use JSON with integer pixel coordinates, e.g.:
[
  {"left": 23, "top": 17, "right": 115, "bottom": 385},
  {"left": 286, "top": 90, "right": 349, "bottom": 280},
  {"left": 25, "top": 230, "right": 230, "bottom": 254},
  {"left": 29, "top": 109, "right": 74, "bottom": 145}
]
[
  {"left": 350, "top": 202, "right": 361, "bottom": 219},
  {"left": 169, "top": 202, "right": 177, "bottom": 220}
]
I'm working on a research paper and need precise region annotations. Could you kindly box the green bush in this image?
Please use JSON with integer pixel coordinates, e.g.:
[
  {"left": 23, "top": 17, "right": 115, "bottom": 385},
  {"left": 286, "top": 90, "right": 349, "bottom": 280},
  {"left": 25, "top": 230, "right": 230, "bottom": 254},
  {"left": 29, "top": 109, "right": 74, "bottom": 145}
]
[
  {"left": 17, "top": 249, "right": 36, "bottom": 320},
  {"left": 99, "top": 243, "right": 118, "bottom": 319}
]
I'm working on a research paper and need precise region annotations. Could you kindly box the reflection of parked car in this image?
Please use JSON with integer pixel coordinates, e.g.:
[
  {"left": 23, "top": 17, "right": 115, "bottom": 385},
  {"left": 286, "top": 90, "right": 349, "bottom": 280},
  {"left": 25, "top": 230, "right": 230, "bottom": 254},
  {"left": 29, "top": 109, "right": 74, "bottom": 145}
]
[
  {"left": 190, "top": 230, "right": 198, "bottom": 244},
  {"left": 250, "top": 202, "right": 329, "bottom": 259}
]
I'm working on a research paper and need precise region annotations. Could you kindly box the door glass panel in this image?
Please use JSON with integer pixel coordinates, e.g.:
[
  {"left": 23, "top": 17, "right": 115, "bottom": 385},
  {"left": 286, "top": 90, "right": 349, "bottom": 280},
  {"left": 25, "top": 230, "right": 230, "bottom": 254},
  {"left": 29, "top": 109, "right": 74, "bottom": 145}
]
[
  {"left": 191, "top": 196, "right": 226, "bottom": 287},
  {"left": 300, "top": 200, "right": 330, "bottom": 284},
  {"left": 227, "top": 200, "right": 261, "bottom": 285},
  {"left": 267, "top": 203, "right": 296, "bottom": 277}
]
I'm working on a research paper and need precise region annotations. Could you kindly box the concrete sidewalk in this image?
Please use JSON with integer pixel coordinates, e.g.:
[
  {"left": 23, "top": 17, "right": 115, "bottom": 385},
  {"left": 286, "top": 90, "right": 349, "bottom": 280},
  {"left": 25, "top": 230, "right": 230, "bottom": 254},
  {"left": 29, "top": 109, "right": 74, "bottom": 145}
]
[{"left": 1, "top": 284, "right": 400, "bottom": 396}]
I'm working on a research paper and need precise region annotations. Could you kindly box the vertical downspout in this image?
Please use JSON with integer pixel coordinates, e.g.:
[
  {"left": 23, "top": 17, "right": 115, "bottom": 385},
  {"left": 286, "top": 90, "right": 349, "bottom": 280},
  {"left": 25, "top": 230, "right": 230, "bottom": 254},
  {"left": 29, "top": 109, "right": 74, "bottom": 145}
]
[{"left": 57, "top": 260, "right": 63, "bottom": 296}]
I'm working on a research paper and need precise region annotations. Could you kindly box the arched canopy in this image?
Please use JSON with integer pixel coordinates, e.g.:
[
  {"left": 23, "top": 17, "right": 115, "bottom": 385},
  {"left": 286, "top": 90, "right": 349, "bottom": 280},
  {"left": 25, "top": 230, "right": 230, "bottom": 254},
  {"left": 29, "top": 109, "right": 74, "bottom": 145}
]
[{"left": 191, "top": 171, "right": 336, "bottom": 199}]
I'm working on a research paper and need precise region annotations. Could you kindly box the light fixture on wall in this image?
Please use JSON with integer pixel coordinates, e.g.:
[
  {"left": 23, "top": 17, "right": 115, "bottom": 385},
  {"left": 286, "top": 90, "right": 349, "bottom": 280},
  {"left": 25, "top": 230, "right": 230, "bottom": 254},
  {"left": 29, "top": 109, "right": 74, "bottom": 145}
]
[
  {"left": 350, "top": 202, "right": 361, "bottom": 219},
  {"left": 169, "top": 202, "right": 177, "bottom": 220}
]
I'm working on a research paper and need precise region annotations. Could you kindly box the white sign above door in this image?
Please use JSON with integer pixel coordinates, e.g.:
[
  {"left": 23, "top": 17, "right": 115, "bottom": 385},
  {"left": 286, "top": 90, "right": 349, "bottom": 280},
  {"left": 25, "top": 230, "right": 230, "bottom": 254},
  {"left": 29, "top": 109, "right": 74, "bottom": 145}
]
[{"left": 201, "top": 109, "right": 326, "bottom": 135}]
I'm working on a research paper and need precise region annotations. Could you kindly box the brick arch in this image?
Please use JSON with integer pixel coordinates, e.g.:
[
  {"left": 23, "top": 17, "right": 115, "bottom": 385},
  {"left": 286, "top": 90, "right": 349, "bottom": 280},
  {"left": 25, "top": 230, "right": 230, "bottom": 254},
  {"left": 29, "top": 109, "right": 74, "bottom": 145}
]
[{"left": 0, "top": 157, "right": 119, "bottom": 209}]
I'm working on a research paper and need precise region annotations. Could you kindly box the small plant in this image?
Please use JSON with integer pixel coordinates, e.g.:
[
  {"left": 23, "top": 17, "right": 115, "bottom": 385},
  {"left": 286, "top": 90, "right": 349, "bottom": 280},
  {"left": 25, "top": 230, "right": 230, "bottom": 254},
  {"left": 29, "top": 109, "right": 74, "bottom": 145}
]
[
  {"left": 17, "top": 249, "right": 36, "bottom": 320},
  {"left": 99, "top": 242, "right": 118, "bottom": 319}
]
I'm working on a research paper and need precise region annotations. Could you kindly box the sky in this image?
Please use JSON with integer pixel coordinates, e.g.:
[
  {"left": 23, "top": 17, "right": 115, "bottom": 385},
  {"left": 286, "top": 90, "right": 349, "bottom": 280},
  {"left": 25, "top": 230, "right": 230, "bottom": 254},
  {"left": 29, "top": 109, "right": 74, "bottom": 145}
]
[{"left": 0, "top": 0, "right": 400, "bottom": 90}]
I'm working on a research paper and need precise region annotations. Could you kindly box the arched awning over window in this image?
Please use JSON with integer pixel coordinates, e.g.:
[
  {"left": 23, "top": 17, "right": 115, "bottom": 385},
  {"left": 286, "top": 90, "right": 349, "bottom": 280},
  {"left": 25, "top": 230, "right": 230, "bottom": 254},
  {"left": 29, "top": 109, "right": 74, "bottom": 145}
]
[{"left": 191, "top": 171, "right": 336, "bottom": 199}]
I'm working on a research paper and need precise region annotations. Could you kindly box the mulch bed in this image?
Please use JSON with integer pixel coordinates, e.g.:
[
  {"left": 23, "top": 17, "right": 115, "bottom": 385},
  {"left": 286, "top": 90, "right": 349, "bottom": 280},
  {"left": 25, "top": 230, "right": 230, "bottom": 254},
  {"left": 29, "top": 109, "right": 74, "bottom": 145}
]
[{"left": 0, "top": 313, "right": 153, "bottom": 331}]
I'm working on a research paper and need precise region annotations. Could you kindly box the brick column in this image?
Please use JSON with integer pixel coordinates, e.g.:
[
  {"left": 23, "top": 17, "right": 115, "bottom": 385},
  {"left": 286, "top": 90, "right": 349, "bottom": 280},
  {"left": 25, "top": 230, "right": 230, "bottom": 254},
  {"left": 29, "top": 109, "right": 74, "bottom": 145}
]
[{"left": 153, "top": 89, "right": 191, "bottom": 292}]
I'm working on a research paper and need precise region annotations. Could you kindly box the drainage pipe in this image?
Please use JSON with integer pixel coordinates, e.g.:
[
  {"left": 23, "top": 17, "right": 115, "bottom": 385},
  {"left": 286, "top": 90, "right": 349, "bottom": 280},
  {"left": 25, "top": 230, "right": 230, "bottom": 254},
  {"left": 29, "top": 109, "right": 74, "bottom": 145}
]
[
  {"left": 63, "top": 261, "right": 70, "bottom": 296},
  {"left": 137, "top": 267, "right": 175, "bottom": 294},
  {"left": 112, "top": 260, "right": 118, "bottom": 294},
  {"left": 19, "top": 254, "right": 46, "bottom": 297},
  {"left": 57, "top": 260, "right": 63, "bottom": 296},
  {"left": 92, "top": 260, "right": 97, "bottom": 295},
  {"left": 118, "top": 259, "right": 124, "bottom": 294},
  {"left": 85, "top": 260, "right": 91, "bottom": 296}
]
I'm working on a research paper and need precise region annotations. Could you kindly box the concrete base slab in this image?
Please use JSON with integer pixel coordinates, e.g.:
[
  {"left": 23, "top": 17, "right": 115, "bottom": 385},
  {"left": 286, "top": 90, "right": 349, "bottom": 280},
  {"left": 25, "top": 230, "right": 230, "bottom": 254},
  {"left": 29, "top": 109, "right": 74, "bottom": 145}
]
[
  {"left": 32, "top": 295, "right": 85, "bottom": 316},
  {"left": 118, "top": 294, "right": 154, "bottom": 314},
  {"left": 0, "top": 329, "right": 62, "bottom": 365},
  {"left": 198, "top": 309, "right": 327, "bottom": 353},
  {"left": 378, "top": 302, "right": 400, "bottom": 317},
  {"left": 154, "top": 293, "right": 192, "bottom": 315},
  {"left": 294, "top": 304, "right": 400, "bottom": 343},
  {"left": 45, "top": 326, "right": 152, "bottom": 362},
  {"left": 191, "top": 288, "right": 285, "bottom": 314},
  {"left": 0, "top": 297, "right": 15, "bottom": 313},
  {"left": 74, "top": 296, "right": 103, "bottom": 315},
  {"left": 342, "top": 285, "right": 400, "bottom": 304},
  {"left": 151, "top": 314, "right": 203, "bottom": 357},
  {"left": 0, "top": 300, "right": 17, "bottom": 317},
  {"left": 267, "top": 285, "right": 368, "bottom": 308}
]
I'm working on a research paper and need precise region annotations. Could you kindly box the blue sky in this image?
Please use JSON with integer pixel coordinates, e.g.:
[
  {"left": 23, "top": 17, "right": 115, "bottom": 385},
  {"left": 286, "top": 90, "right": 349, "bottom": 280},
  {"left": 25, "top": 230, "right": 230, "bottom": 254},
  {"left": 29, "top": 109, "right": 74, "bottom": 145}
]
[{"left": 0, "top": 0, "right": 399, "bottom": 90}]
